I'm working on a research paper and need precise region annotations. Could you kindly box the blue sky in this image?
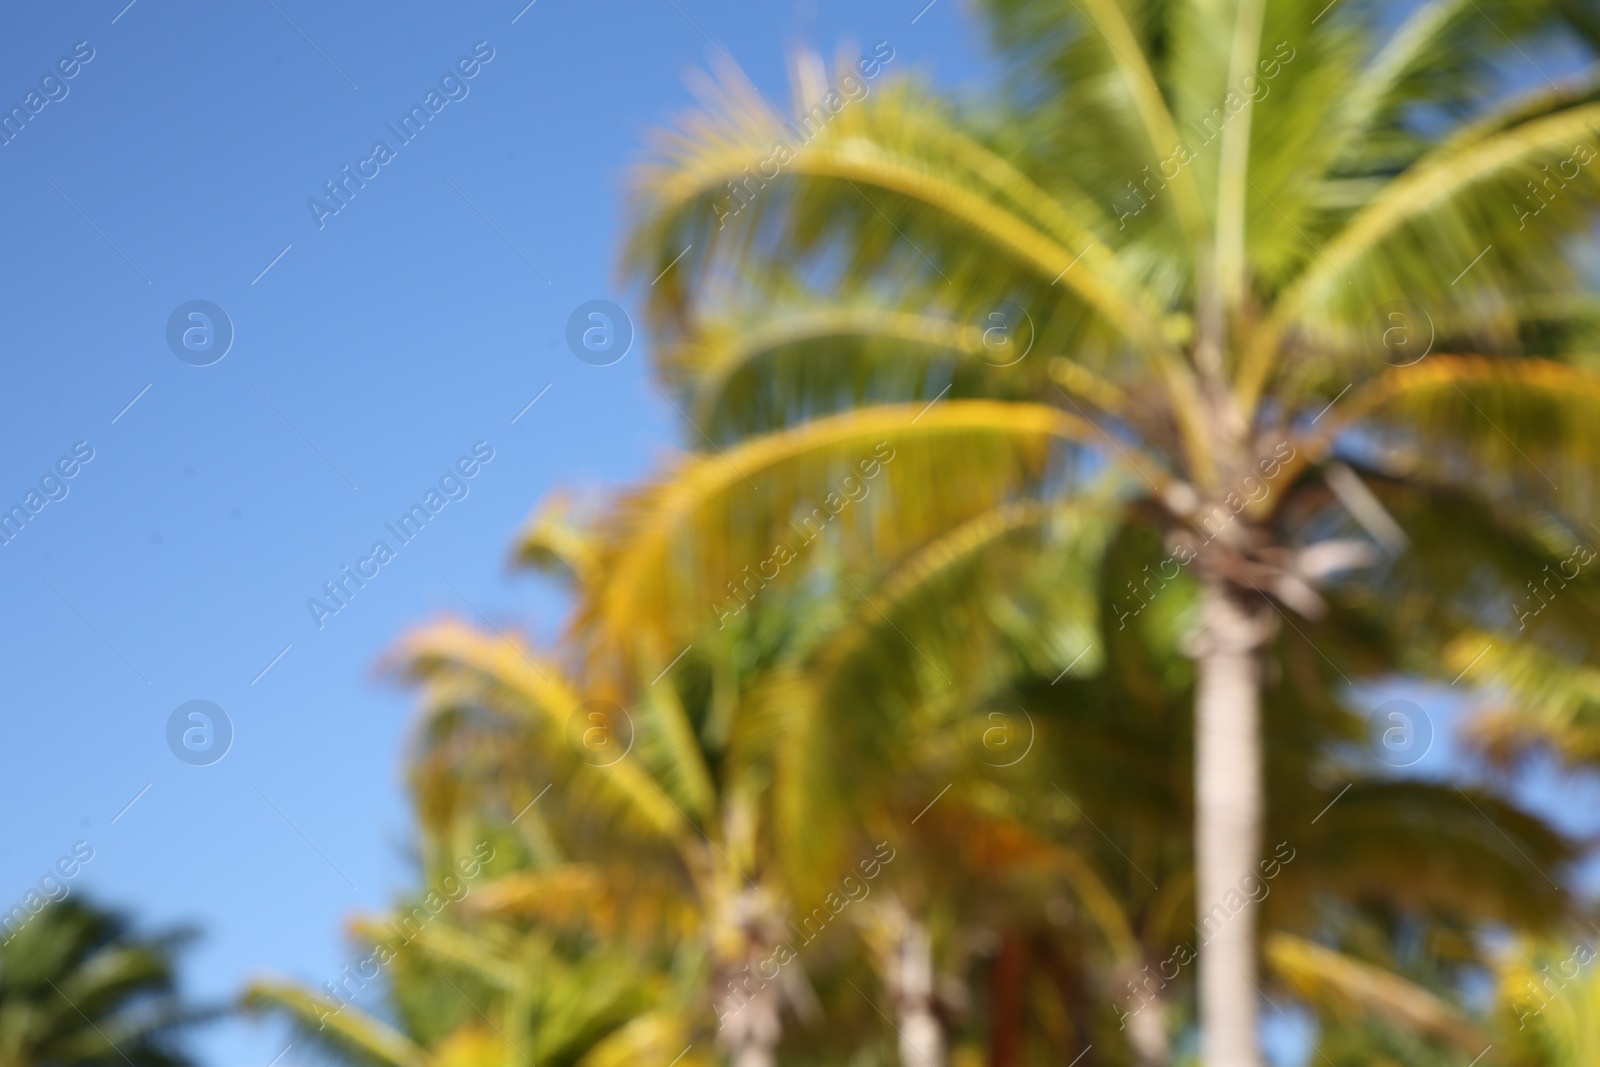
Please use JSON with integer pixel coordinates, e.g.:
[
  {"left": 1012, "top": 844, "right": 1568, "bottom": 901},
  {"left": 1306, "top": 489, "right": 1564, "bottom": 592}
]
[{"left": 0, "top": 3, "right": 988, "bottom": 1065}]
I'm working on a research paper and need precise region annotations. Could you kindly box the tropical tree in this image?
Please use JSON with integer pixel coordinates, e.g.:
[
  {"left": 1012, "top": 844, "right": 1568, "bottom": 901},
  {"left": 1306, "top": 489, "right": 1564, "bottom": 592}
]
[
  {"left": 243, "top": 910, "right": 665, "bottom": 1067},
  {"left": 393, "top": 495, "right": 1124, "bottom": 1067},
  {"left": 952, "top": 511, "right": 1580, "bottom": 1064},
  {"left": 422, "top": 479, "right": 1579, "bottom": 1064},
  {"left": 0, "top": 898, "right": 209, "bottom": 1067},
  {"left": 594, "top": 1, "right": 1600, "bottom": 1061},
  {"left": 243, "top": 802, "right": 670, "bottom": 1067},
  {"left": 391, "top": 602, "right": 826, "bottom": 1067}
]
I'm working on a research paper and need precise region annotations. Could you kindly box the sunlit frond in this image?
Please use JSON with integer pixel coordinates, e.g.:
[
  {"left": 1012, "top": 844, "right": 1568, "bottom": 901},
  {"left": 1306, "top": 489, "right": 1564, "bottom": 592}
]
[
  {"left": 394, "top": 619, "right": 696, "bottom": 848},
  {"left": 241, "top": 979, "right": 427, "bottom": 1067},
  {"left": 1265, "top": 933, "right": 1487, "bottom": 1050},
  {"left": 581, "top": 400, "right": 1133, "bottom": 656}
]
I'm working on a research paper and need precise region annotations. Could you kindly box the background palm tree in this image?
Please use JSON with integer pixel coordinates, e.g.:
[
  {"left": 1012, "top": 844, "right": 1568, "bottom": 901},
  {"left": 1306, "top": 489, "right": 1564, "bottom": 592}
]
[
  {"left": 391, "top": 599, "right": 823, "bottom": 1067},
  {"left": 595, "top": 1, "right": 1600, "bottom": 1061},
  {"left": 395, "top": 499, "right": 1121, "bottom": 1067},
  {"left": 0, "top": 899, "right": 209, "bottom": 1067},
  {"left": 373, "top": 468, "right": 1579, "bottom": 1065},
  {"left": 243, "top": 812, "right": 677, "bottom": 1067}
]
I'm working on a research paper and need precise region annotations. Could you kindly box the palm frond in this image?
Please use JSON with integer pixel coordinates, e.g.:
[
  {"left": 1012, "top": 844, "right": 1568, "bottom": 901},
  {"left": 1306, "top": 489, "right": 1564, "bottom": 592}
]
[
  {"left": 241, "top": 978, "right": 427, "bottom": 1067},
  {"left": 1265, "top": 932, "right": 1488, "bottom": 1050}
]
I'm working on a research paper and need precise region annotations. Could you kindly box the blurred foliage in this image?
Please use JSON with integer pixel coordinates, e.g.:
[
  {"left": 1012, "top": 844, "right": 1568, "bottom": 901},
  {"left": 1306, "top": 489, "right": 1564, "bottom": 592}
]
[
  {"left": 250, "top": 0, "right": 1600, "bottom": 1062},
  {"left": 0, "top": 898, "right": 211, "bottom": 1067}
]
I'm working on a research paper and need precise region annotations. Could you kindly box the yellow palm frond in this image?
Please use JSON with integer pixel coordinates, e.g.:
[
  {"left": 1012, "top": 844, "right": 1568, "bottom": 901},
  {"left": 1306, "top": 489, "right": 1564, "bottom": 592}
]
[
  {"left": 583, "top": 400, "right": 1140, "bottom": 656},
  {"left": 1289, "top": 355, "right": 1600, "bottom": 517},
  {"left": 394, "top": 620, "right": 697, "bottom": 848},
  {"left": 1446, "top": 631, "right": 1600, "bottom": 763},
  {"left": 513, "top": 491, "right": 600, "bottom": 590},
  {"left": 1265, "top": 932, "right": 1488, "bottom": 1050}
]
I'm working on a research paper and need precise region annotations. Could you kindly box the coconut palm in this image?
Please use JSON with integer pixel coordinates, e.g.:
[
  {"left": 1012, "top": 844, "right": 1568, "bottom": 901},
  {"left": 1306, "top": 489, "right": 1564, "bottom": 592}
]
[
  {"left": 391, "top": 604, "right": 827, "bottom": 1067},
  {"left": 600, "top": 0, "right": 1600, "bottom": 1060},
  {"left": 486, "top": 482, "right": 1576, "bottom": 1063},
  {"left": 242, "top": 822, "right": 673, "bottom": 1067},
  {"left": 393, "top": 492, "right": 1135, "bottom": 1067},
  {"left": 0, "top": 898, "right": 208, "bottom": 1067},
  {"left": 243, "top": 914, "right": 667, "bottom": 1067},
  {"left": 952, "top": 514, "right": 1580, "bottom": 1063}
]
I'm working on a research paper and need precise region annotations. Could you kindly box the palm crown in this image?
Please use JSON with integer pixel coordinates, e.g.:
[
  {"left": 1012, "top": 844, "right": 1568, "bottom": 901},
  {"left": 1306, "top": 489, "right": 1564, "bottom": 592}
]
[{"left": 0, "top": 899, "right": 207, "bottom": 1067}]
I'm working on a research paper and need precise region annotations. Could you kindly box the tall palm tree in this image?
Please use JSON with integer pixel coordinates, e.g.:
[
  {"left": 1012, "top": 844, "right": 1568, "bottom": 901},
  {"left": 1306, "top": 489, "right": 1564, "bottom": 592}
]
[
  {"left": 593, "top": 2, "right": 1600, "bottom": 1061},
  {"left": 0, "top": 899, "right": 208, "bottom": 1067},
  {"left": 954, "top": 507, "right": 1579, "bottom": 1062},
  {"left": 491, "top": 477, "right": 1580, "bottom": 1062}
]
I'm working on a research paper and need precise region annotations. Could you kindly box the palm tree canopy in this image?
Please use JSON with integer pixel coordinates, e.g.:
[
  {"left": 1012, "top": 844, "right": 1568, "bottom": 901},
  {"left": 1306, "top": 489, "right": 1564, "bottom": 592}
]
[
  {"left": 598, "top": 1, "right": 1600, "bottom": 1063},
  {"left": 586, "top": 0, "right": 1600, "bottom": 678},
  {"left": 0, "top": 899, "right": 209, "bottom": 1067}
]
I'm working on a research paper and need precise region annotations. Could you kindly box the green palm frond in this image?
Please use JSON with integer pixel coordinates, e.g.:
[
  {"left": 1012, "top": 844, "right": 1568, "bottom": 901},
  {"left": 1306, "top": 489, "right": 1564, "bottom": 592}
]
[
  {"left": 241, "top": 978, "right": 427, "bottom": 1067},
  {"left": 1244, "top": 87, "right": 1600, "bottom": 402},
  {"left": 1448, "top": 632, "right": 1600, "bottom": 762},
  {"left": 1282, "top": 780, "right": 1576, "bottom": 928},
  {"left": 628, "top": 65, "right": 1162, "bottom": 347},
  {"left": 1308, "top": 356, "right": 1600, "bottom": 518},
  {"left": 1, "top": 899, "right": 207, "bottom": 1067},
  {"left": 658, "top": 301, "right": 1128, "bottom": 443}
]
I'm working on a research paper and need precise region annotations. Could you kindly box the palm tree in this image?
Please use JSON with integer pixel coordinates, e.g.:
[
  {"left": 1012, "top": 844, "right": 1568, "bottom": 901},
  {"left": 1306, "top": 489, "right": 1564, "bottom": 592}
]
[
  {"left": 592, "top": 2, "right": 1600, "bottom": 1061},
  {"left": 0, "top": 898, "right": 208, "bottom": 1067},
  {"left": 391, "top": 609, "right": 818, "bottom": 1067},
  {"left": 244, "top": 912, "right": 668, "bottom": 1067},
  {"left": 954, "top": 515, "right": 1580, "bottom": 1063},
  {"left": 489, "top": 479, "right": 1579, "bottom": 1062},
  {"left": 396, "top": 496, "right": 1120, "bottom": 1067},
  {"left": 243, "top": 820, "right": 676, "bottom": 1067}
]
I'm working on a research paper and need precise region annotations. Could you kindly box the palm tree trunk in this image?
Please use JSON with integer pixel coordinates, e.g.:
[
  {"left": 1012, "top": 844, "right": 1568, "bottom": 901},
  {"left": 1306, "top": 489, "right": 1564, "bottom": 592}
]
[
  {"left": 1194, "top": 577, "right": 1265, "bottom": 1067},
  {"left": 988, "top": 935, "right": 1027, "bottom": 1067},
  {"left": 1124, "top": 979, "right": 1170, "bottom": 1067},
  {"left": 730, "top": 1021, "right": 780, "bottom": 1067},
  {"left": 896, "top": 917, "right": 945, "bottom": 1067},
  {"left": 713, "top": 886, "right": 791, "bottom": 1067},
  {"left": 718, "top": 978, "right": 782, "bottom": 1067}
]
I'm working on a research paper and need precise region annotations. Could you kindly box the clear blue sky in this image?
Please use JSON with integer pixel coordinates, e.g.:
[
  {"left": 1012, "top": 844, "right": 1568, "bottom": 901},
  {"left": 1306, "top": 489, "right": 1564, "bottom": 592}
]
[{"left": 0, "top": 3, "right": 989, "bottom": 1066}]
